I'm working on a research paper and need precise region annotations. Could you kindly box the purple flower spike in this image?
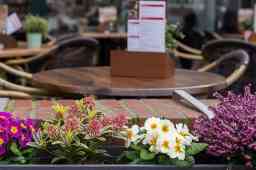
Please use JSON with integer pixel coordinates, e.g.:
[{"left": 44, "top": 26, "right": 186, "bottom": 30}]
[{"left": 193, "top": 85, "right": 256, "bottom": 163}]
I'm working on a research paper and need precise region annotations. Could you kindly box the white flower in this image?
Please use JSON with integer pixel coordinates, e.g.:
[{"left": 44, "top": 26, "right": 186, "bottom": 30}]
[
  {"left": 156, "top": 134, "right": 173, "bottom": 154},
  {"left": 158, "top": 119, "right": 175, "bottom": 135},
  {"left": 143, "top": 132, "right": 159, "bottom": 153},
  {"left": 127, "top": 125, "right": 140, "bottom": 147},
  {"left": 168, "top": 135, "right": 186, "bottom": 161},
  {"left": 144, "top": 117, "right": 161, "bottom": 133},
  {"left": 176, "top": 123, "right": 197, "bottom": 146}
]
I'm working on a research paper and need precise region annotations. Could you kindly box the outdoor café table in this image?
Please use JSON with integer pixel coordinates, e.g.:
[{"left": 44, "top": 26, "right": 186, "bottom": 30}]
[
  {"left": 32, "top": 67, "right": 226, "bottom": 97},
  {"left": 82, "top": 32, "right": 127, "bottom": 66}
]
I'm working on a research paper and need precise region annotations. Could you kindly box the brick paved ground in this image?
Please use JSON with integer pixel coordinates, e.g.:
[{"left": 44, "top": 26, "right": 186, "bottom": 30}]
[{"left": 3, "top": 99, "right": 219, "bottom": 121}]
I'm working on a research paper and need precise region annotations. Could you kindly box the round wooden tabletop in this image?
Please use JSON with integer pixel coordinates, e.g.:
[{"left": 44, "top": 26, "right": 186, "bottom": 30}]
[{"left": 32, "top": 67, "right": 227, "bottom": 97}]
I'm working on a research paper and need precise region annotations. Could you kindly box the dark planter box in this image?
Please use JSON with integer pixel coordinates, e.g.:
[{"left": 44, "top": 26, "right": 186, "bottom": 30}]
[{"left": 0, "top": 165, "right": 252, "bottom": 170}]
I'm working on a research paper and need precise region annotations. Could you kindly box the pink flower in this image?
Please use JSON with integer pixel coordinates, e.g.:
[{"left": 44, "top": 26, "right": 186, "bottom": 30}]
[
  {"left": 64, "top": 114, "right": 80, "bottom": 132},
  {"left": 47, "top": 125, "right": 59, "bottom": 139},
  {"left": 101, "top": 116, "right": 113, "bottom": 127},
  {"left": 84, "top": 96, "right": 96, "bottom": 109},
  {"left": 112, "top": 113, "right": 128, "bottom": 130},
  {"left": 87, "top": 119, "right": 103, "bottom": 137}
]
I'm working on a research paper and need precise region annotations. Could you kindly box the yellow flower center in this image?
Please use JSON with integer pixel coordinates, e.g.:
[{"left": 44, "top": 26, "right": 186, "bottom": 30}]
[
  {"left": 149, "top": 136, "right": 157, "bottom": 145},
  {"left": 162, "top": 125, "right": 169, "bottom": 133},
  {"left": 176, "top": 137, "right": 182, "bottom": 145},
  {"left": 0, "top": 138, "right": 4, "bottom": 145},
  {"left": 180, "top": 132, "right": 189, "bottom": 137},
  {"left": 175, "top": 144, "right": 182, "bottom": 153},
  {"left": 127, "top": 130, "right": 133, "bottom": 140},
  {"left": 162, "top": 140, "right": 169, "bottom": 149},
  {"left": 150, "top": 123, "right": 157, "bottom": 129},
  {"left": 11, "top": 126, "right": 18, "bottom": 134}
]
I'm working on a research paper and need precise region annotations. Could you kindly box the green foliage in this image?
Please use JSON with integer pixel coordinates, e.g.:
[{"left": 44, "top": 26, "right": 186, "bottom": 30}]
[
  {"left": 187, "top": 143, "right": 208, "bottom": 156},
  {"left": 120, "top": 142, "right": 207, "bottom": 167},
  {"left": 166, "top": 24, "right": 184, "bottom": 50},
  {"left": 24, "top": 15, "right": 48, "bottom": 36},
  {"left": 0, "top": 142, "right": 35, "bottom": 164},
  {"left": 240, "top": 19, "right": 253, "bottom": 31}
]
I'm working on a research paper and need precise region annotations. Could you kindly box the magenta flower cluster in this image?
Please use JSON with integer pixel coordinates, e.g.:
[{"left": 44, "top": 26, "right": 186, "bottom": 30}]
[
  {"left": 193, "top": 86, "right": 256, "bottom": 166},
  {"left": 0, "top": 112, "right": 36, "bottom": 156}
]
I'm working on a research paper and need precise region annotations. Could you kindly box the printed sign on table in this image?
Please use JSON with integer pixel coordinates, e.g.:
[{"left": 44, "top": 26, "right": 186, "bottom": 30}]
[
  {"left": 127, "top": 0, "right": 166, "bottom": 53},
  {"left": 128, "top": 20, "right": 140, "bottom": 51}
]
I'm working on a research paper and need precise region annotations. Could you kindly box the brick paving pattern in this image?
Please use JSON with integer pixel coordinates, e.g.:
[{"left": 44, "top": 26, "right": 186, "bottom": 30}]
[{"left": 2, "top": 99, "right": 219, "bottom": 121}]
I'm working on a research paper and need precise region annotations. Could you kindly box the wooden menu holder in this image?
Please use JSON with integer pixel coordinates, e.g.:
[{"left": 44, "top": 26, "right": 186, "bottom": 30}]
[{"left": 111, "top": 50, "right": 175, "bottom": 79}]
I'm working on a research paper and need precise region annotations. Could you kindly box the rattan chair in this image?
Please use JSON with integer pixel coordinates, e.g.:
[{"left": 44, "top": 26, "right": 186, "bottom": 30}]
[
  {"left": 0, "top": 36, "right": 99, "bottom": 98},
  {"left": 198, "top": 50, "right": 249, "bottom": 88},
  {"left": 172, "top": 32, "right": 222, "bottom": 62},
  {"left": 172, "top": 40, "right": 204, "bottom": 61},
  {"left": 202, "top": 39, "right": 256, "bottom": 92}
]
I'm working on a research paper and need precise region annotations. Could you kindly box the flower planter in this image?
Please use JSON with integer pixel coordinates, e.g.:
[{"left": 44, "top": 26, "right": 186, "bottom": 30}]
[{"left": 0, "top": 164, "right": 251, "bottom": 170}]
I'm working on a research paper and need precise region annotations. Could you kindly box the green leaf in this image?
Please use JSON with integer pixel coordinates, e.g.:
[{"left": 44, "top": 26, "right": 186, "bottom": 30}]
[
  {"left": 0, "top": 160, "right": 11, "bottom": 164},
  {"left": 187, "top": 143, "right": 208, "bottom": 156},
  {"left": 130, "top": 144, "right": 143, "bottom": 151},
  {"left": 158, "top": 155, "right": 171, "bottom": 165},
  {"left": 51, "top": 156, "right": 68, "bottom": 164},
  {"left": 171, "top": 156, "right": 194, "bottom": 168},
  {"left": 78, "top": 143, "right": 89, "bottom": 150},
  {"left": 11, "top": 156, "right": 26, "bottom": 164},
  {"left": 52, "top": 141, "right": 64, "bottom": 145},
  {"left": 126, "top": 151, "right": 139, "bottom": 161},
  {"left": 10, "top": 142, "right": 22, "bottom": 157},
  {"left": 130, "top": 159, "right": 140, "bottom": 164},
  {"left": 21, "top": 148, "right": 34, "bottom": 155},
  {"left": 27, "top": 142, "right": 42, "bottom": 149},
  {"left": 140, "top": 149, "right": 156, "bottom": 161}
]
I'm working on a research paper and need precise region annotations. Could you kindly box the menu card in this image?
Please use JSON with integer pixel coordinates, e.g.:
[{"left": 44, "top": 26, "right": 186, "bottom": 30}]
[
  {"left": 128, "top": 0, "right": 166, "bottom": 53},
  {"left": 6, "top": 13, "right": 22, "bottom": 35}
]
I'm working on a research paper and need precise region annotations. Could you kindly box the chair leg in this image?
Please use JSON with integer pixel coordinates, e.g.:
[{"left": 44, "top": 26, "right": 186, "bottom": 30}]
[
  {"left": 0, "top": 90, "right": 32, "bottom": 99},
  {"left": 0, "top": 77, "right": 48, "bottom": 95}
]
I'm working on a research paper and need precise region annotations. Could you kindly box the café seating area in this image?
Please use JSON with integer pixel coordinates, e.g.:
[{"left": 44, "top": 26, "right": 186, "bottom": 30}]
[{"left": 2, "top": 0, "right": 256, "bottom": 169}]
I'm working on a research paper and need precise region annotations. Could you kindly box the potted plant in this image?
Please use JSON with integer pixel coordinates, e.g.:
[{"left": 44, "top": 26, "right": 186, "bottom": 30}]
[
  {"left": 118, "top": 117, "right": 207, "bottom": 167},
  {"left": 29, "top": 96, "right": 128, "bottom": 164},
  {"left": 24, "top": 15, "right": 48, "bottom": 48}
]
